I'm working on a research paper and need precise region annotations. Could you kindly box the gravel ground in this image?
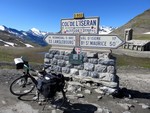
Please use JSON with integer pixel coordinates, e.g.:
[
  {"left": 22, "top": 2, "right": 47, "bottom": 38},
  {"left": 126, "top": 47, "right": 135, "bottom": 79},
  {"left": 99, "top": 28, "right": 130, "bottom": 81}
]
[
  {"left": 0, "top": 67, "right": 150, "bottom": 113},
  {"left": 0, "top": 48, "right": 150, "bottom": 113}
]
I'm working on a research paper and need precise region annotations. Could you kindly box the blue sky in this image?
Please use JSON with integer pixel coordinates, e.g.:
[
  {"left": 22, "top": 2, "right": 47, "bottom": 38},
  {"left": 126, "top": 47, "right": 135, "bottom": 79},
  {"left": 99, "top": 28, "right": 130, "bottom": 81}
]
[{"left": 0, "top": 0, "right": 149, "bottom": 32}]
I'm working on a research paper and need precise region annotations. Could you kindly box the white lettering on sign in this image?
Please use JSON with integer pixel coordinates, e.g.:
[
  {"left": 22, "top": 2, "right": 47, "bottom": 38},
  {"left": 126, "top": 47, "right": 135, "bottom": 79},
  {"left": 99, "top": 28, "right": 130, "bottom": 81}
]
[
  {"left": 45, "top": 35, "right": 76, "bottom": 46},
  {"left": 80, "top": 35, "right": 124, "bottom": 48},
  {"left": 61, "top": 17, "right": 99, "bottom": 34}
]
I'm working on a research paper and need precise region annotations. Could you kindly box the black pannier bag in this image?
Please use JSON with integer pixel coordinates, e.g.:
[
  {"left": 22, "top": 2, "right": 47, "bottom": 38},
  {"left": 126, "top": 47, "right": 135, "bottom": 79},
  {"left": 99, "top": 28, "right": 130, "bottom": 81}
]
[{"left": 37, "top": 73, "right": 65, "bottom": 98}]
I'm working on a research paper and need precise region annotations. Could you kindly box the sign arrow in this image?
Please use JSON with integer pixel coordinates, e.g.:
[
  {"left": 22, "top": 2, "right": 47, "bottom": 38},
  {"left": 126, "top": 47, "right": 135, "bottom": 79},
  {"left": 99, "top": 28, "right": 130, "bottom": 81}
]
[{"left": 80, "top": 35, "right": 125, "bottom": 48}]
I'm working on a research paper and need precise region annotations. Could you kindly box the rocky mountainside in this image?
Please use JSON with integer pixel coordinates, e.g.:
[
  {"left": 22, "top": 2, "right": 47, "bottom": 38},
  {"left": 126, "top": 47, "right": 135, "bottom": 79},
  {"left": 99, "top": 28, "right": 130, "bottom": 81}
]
[
  {"left": 0, "top": 25, "right": 115, "bottom": 47},
  {"left": 0, "top": 30, "right": 40, "bottom": 47},
  {"left": 0, "top": 26, "right": 48, "bottom": 47},
  {"left": 111, "top": 9, "right": 150, "bottom": 39}
]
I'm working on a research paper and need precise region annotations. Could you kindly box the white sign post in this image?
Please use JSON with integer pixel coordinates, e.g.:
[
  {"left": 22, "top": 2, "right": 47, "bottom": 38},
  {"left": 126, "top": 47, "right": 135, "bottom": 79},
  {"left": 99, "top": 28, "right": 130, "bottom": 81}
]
[{"left": 80, "top": 35, "right": 124, "bottom": 48}]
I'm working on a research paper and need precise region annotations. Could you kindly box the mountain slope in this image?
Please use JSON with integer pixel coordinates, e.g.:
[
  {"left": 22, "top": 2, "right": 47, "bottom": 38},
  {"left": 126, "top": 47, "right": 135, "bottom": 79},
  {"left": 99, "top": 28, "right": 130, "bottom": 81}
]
[
  {"left": 111, "top": 9, "right": 150, "bottom": 40},
  {"left": 0, "top": 30, "right": 38, "bottom": 47},
  {"left": 0, "top": 25, "right": 48, "bottom": 47}
]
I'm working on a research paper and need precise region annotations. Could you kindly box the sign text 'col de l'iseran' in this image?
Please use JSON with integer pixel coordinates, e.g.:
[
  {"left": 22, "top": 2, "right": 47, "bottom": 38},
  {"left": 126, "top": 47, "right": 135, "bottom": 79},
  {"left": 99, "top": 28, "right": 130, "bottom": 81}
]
[{"left": 61, "top": 17, "right": 99, "bottom": 34}]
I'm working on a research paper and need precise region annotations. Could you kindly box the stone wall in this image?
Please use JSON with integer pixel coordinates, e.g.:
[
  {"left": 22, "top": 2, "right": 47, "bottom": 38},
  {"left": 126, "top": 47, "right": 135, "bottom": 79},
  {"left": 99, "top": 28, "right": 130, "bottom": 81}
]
[{"left": 44, "top": 49, "right": 119, "bottom": 94}]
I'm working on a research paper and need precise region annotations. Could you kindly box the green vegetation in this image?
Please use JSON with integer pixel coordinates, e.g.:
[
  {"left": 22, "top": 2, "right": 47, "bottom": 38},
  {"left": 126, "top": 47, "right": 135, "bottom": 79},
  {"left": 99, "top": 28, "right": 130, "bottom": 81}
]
[
  {"left": 113, "top": 54, "right": 150, "bottom": 68},
  {"left": 131, "top": 19, "right": 150, "bottom": 28},
  {"left": 0, "top": 46, "right": 51, "bottom": 63},
  {"left": 133, "top": 34, "right": 150, "bottom": 40},
  {"left": 0, "top": 46, "right": 150, "bottom": 69}
]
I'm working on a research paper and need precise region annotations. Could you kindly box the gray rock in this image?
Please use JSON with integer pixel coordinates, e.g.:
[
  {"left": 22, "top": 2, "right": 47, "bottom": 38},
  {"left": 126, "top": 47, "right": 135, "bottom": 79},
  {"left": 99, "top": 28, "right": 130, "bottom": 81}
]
[
  {"left": 88, "top": 58, "right": 98, "bottom": 64},
  {"left": 100, "top": 86, "right": 117, "bottom": 95},
  {"left": 62, "top": 67, "right": 70, "bottom": 74},
  {"left": 89, "top": 71, "right": 99, "bottom": 78},
  {"left": 49, "top": 50, "right": 57, "bottom": 54},
  {"left": 79, "top": 70, "right": 89, "bottom": 77},
  {"left": 139, "top": 103, "right": 150, "bottom": 109},
  {"left": 63, "top": 56, "right": 69, "bottom": 61},
  {"left": 84, "top": 63, "right": 94, "bottom": 71},
  {"left": 57, "top": 60, "right": 66, "bottom": 67},
  {"left": 99, "top": 73, "right": 116, "bottom": 82},
  {"left": 118, "top": 103, "right": 134, "bottom": 110},
  {"left": 51, "top": 59, "right": 57, "bottom": 65},
  {"left": 2, "top": 100, "right": 7, "bottom": 105},
  {"left": 45, "top": 53, "right": 54, "bottom": 59},
  {"left": 44, "top": 58, "right": 50, "bottom": 64},
  {"left": 84, "top": 89, "right": 92, "bottom": 94},
  {"left": 74, "top": 64, "right": 84, "bottom": 70},
  {"left": 83, "top": 56, "right": 88, "bottom": 62},
  {"left": 54, "top": 55, "right": 64, "bottom": 60},
  {"left": 98, "top": 53, "right": 110, "bottom": 59},
  {"left": 98, "top": 59, "right": 115, "bottom": 66},
  {"left": 65, "top": 50, "right": 71, "bottom": 56},
  {"left": 97, "top": 96, "right": 103, "bottom": 100},
  {"left": 87, "top": 52, "right": 98, "bottom": 58},
  {"left": 70, "top": 68, "right": 79, "bottom": 75},
  {"left": 94, "top": 89, "right": 105, "bottom": 94},
  {"left": 107, "top": 66, "right": 115, "bottom": 74},
  {"left": 76, "top": 93, "right": 84, "bottom": 98},
  {"left": 53, "top": 65, "right": 62, "bottom": 72},
  {"left": 95, "top": 64, "right": 107, "bottom": 73}
]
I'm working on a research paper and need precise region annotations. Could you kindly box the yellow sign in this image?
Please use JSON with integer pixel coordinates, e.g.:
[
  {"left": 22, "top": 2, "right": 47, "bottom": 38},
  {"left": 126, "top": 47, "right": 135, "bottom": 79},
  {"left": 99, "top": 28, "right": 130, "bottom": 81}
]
[{"left": 74, "top": 13, "right": 84, "bottom": 19}]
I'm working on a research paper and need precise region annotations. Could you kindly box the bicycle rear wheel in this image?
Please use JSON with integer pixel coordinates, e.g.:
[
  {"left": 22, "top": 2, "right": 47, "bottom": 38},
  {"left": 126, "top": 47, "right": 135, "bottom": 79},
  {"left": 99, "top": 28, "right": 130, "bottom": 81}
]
[{"left": 10, "top": 75, "right": 35, "bottom": 96}]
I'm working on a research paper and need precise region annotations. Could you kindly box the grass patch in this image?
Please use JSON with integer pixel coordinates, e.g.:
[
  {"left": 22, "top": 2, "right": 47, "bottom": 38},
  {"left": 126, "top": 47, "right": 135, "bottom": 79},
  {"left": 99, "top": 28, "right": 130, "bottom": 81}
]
[
  {"left": 0, "top": 46, "right": 149, "bottom": 69},
  {"left": 0, "top": 46, "right": 51, "bottom": 63},
  {"left": 133, "top": 34, "right": 150, "bottom": 40},
  {"left": 113, "top": 54, "right": 150, "bottom": 68}
]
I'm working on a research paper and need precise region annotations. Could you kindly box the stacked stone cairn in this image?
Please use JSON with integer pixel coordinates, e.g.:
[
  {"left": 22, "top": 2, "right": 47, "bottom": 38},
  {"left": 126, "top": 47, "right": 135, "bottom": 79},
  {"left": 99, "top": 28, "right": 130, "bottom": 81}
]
[{"left": 44, "top": 49, "right": 119, "bottom": 95}]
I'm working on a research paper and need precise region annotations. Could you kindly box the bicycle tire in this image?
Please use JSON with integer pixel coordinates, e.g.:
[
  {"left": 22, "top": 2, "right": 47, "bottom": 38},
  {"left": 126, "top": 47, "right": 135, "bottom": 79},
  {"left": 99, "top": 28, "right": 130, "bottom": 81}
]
[{"left": 10, "top": 75, "right": 35, "bottom": 96}]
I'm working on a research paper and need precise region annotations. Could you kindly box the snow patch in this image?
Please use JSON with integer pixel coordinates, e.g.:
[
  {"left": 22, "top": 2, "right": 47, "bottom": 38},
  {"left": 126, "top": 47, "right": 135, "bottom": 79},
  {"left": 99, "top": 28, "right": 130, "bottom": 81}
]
[
  {"left": 99, "top": 26, "right": 116, "bottom": 34},
  {"left": 30, "top": 28, "right": 42, "bottom": 36},
  {"left": 143, "top": 32, "right": 150, "bottom": 34},
  {"left": 0, "top": 25, "right": 5, "bottom": 31},
  {"left": 0, "top": 39, "right": 15, "bottom": 47},
  {"left": 25, "top": 44, "right": 34, "bottom": 48}
]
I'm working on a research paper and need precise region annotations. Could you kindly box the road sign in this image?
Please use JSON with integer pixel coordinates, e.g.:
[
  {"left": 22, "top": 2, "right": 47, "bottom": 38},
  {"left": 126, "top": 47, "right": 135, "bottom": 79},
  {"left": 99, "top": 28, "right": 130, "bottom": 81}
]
[
  {"left": 61, "top": 17, "right": 99, "bottom": 34},
  {"left": 75, "top": 46, "right": 82, "bottom": 54},
  {"left": 45, "top": 34, "right": 76, "bottom": 46},
  {"left": 80, "top": 35, "right": 124, "bottom": 48}
]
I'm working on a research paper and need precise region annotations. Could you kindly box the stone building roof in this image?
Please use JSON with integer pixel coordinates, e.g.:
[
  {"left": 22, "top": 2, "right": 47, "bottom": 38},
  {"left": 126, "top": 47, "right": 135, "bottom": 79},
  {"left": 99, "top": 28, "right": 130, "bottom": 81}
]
[{"left": 126, "top": 40, "right": 150, "bottom": 46}]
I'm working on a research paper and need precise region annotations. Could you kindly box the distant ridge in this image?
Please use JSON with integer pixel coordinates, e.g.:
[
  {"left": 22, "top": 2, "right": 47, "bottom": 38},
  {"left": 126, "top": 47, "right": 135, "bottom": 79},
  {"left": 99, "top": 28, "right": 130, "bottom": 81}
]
[{"left": 111, "top": 9, "right": 150, "bottom": 40}]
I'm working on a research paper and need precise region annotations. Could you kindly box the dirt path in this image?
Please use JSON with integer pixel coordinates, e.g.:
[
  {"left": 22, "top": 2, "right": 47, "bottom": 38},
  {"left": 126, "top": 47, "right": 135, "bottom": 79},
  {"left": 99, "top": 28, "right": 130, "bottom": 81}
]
[{"left": 0, "top": 68, "right": 150, "bottom": 113}]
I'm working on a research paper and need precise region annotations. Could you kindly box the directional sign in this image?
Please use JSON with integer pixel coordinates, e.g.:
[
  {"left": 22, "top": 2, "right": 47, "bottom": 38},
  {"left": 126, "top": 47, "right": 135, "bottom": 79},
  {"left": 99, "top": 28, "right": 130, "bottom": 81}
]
[
  {"left": 61, "top": 17, "right": 99, "bottom": 34},
  {"left": 45, "top": 34, "right": 76, "bottom": 46},
  {"left": 80, "top": 35, "right": 124, "bottom": 48}
]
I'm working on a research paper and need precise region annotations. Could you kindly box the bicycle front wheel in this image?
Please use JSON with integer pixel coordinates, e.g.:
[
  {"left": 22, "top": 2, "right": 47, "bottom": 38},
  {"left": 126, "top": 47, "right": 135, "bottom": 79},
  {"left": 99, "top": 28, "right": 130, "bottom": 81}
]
[{"left": 10, "top": 75, "right": 35, "bottom": 96}]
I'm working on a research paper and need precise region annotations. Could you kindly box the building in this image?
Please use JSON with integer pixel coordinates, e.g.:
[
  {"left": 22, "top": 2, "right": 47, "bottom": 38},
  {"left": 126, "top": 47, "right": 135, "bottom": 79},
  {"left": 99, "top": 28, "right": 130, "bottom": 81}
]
[{"left": 123, "top": 28, "right": 150, "bottom": 51}]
